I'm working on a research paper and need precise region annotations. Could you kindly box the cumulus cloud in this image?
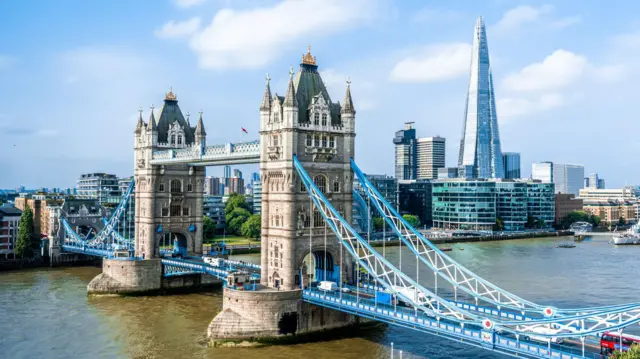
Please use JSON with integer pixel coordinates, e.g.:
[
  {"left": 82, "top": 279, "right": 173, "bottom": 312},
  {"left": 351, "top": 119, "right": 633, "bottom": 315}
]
[
  {"left": 492, "top": 5, "right": 580, "bottom": 34},
  {"left": 155, "top": 18, "right": 201, "bottom": 39},
  {"left": 158, "top": 0, "right": 384, "bottom": 69},
  {"left": 497, "top": 94, "right": 564, "bottom": 121},
  {"left": 175, "top": 0, "right": 206, "bottom": 8},
  {"left": 389, "top": 43, "right": 471, "bottom": 83},
  {"left": 502, "top": 50, "right": 589, "bottom": 93}
]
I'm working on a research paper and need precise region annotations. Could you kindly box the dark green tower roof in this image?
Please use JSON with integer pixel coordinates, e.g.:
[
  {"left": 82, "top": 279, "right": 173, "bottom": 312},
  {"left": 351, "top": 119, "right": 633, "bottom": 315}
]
[{"left": 155, "top": 89, "right": 195, "bottom": 144}]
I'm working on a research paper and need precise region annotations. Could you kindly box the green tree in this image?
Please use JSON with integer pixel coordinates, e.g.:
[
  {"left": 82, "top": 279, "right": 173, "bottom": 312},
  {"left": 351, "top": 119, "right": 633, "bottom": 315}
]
[
  {"left": 536, "top": 219, "right": 546, "bottom": 229},
  {"left": 241, "top": 214, "right": 261, "bottom": 239},
  {"left": 402, "top": 214, "right": 421, "bottom": 228},
  {"left": 610, "top": 345, "right": 640, "bottom": 358},
  {"left": 494, "top": 217, "right": 505, "bottom": 231},
  {"left": 203, "top": 216, "right": 216, "bottom": 242},
  {"left": 227, "top": 207, "right": 251, "bottom": 234},
  {"left": 15, "top": 204, "right": 34, "bottom": 259},
  {"left": 225, "top": 193, "right": 249, "bottom": 217},
  {"left": 590, "top": 215, "right": 601, "bottom": 227},
  {"left": 619, "top": 216, "right": 627, "bottom": 226},
  {"left": 372, "top": 217, "right": 384, "bottom": 232},
  {"left": 525, "top": 215, "right": 536, "bottom": 229}
]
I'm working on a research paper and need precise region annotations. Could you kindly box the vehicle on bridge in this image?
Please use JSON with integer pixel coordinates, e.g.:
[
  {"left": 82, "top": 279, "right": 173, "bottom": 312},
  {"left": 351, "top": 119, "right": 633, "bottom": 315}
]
[
  {"left": 318, "top": 281, "right": 338, "bottom": 291},
  {"left": 523, "top": 326, "right": 564, "bottom": 344},
  {"left": 600, "top": 331, "right": 640, "bottom": 355}
]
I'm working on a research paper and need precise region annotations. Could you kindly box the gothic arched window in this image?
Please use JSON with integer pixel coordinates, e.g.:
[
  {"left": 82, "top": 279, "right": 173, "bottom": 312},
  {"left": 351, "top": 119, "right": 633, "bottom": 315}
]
[
  {"left": 306, "top": 135, "right": 312, "bottom": 146},
  {"left": 274, "top": 112, "right": 280, "bottom": 123},
  {"left": 170, "top": 135, "right": 176, "bottom": 146},
  {"left": 329, "top": 136, "right": 335, "bottom": 148},
  {"left": 314, "top": 136, "right": 319, "bottom": 147},
  {"left": 333, "top": 181, "right": 340, "bottom": 193},
  {"left": 170, "top": 179, "right": 182, "bottom": 193},
  {"left": 321, "top": 136, "right": 327, "bottom": 147},
  {"left": 177, "top": 135, "right": 182, "bottom": 145},
  {"left": 314, "top": 113, "right": 320, "bottom": 125},
  {"left": 321, "top": 113, "right": 327, "bottom": 126},
  {"left": 314, "top": 175, "right": 327, "bottom": 193}
]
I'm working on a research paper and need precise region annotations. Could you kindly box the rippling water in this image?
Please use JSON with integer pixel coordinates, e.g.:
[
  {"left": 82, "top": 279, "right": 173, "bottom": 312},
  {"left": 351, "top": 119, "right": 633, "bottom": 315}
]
[{"left": 1, "top": 236, "right": 638, "bottom": 359}]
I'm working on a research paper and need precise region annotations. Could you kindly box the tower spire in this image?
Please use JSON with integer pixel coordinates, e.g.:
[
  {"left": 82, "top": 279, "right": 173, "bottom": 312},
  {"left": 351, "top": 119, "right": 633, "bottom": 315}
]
[
  {"left": 341, "top": 77, "right": 355, "bottom": 115},
  {"left": 195, "top": 110, "right": 206, "bottom": 136},
  {"left": 458, "top": 16, "right": 504, "bottom": 179},
  {"left": 283, "top": 66, "right": 297, "bottom": 108},
  {"left": 148, "top": 104, "right": 157, "bottom": 131},
  {"left": 185, "top": 111, "right": 191, "bottom": 127},
  {"left": 135, "top": 107, "right": 145, "bottom": 133},
  {"left": 260, "top": 73, "right": 272, "bottom": 111}
]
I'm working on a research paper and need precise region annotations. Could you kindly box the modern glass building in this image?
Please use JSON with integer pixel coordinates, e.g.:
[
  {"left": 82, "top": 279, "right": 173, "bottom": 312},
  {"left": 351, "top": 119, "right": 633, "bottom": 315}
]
[
  {"left": 416, "top": 136, "right": 445, "bottom": 180},
  {"left": 432, "top": 179, "right": 555, "bottom": 231},
  {"left": 495, "top": 182, "right": 527, "bottom": 231},
  {"left": 553, "top": 164, "right": 584, "bottom": 196},
  {"left": 393, "top": 122, "right": 417, "bottom": 180},
  {"left": 502, "top": 152, "right": 521, "bottom": 179},
  {"left": 366, "top": 174, "right": 398, "bottom": 210},
  {"left": 532, "top": 161, "right": 553, "bottom": 183},
  {"left": 458, "top": 17, "right": 504, "bottom": 179},
  {"left": 398, "top": 180, "right": 433, "bottom": 227},
  {"left": 432, "top": 180, "right": 496, "bottom": 231},
  {"left": 526, "top": 182, "right": 556, "bottom": 227},
  {"left": 76, "top": 173, "right": 121, "bottom": 205}
]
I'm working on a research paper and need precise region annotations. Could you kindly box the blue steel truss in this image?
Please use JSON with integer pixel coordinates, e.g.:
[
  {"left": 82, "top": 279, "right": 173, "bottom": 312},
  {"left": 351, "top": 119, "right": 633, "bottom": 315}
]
[
  {"left": 294, "top": 155, "right": 639, "bottom": 356},
  {"left": 352, "top": 189, "right": 372, "bottom": 234},
  {"left": 351, "top": 159, "right": 640, "bottom": 323}
]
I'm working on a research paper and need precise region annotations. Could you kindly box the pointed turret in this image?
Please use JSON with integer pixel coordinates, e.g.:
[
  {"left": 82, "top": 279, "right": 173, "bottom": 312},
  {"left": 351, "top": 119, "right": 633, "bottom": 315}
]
[
  {"left": 185, "top": 112, "right": 191, "bottom": 127},
  {"left": 283, "top": 66, "right": 297, "bottom": 108},
  {"left": 260, "top": 74, "right": 272, "bottom": 111},
  {"left": 195, "top": 111, "right": 206, "bottom": 146},
  {"left": 148, "top": 104, "right": 157, "bottom": 131},
  {"left": 341, "top": 78, "right": 355, "bottom": 115},
  {"left": 134, "top": 108, "right": 145, "bottom": 134}
]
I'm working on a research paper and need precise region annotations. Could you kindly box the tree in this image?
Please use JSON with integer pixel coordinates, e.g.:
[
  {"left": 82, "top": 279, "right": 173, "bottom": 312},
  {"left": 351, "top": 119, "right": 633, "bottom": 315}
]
[
  {"left": 225, "top": 193, "right": 249, "bottom": 217},
  {"left": 536, "top": 219, "right": 546, "bottom": 229},
  {"left": 610, "top": 345, "right": 640, "bottom": 358},
  {"left": 402, "top": 214, "right": 421, "bottom": 228},
  {"left": 241, "top": 214, "right": 261, "bottom": 239},
  {"left": 494, "top": 217, "right": 505, "bottom": 231},
  {"left": 227, "top": 207, "right": 251, "bottom": 234},
  {"left": 525, "top": 215, "right": 536, "bottom": 229},
  {"left": 15, "top": 204, "right": 34, "bottom": 259},
  {"left": 619, "top": 216, "right": 627, "bottom": 226},
  {"left": 203, "top": 216, "right": 216, "bottom": 242},
  {"left": 372, "top": 217, "right": 384, "bottom": 232},
  {"left": 590, "top": 215, "right": 601, "bottom": 227}
]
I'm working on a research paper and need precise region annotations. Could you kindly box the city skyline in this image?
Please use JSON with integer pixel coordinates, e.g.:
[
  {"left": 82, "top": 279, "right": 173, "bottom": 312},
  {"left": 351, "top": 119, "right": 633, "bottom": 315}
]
[{"left": 2, "top": 0, "right": 639, "bottom": 188}]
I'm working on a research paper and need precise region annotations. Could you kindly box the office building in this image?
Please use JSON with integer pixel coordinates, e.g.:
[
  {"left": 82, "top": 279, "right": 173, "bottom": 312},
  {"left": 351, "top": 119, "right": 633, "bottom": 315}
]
[
  {"left": 224, "top": 166, "right": 231, "bottom": 182},
  {"left": 228, "top": 177, "right": 245, "bottom": 195},
  {"left": 502, "top": 152, "right": 521, "bottom": 179},
  {"left": 553, "top": 164, "right": 584, "bottom": 196},
  {"left": 432, "top": 179, "right": 555, "bottom": 231},
  {"left": 555, "top": 194, "right": 584, "bottom": 225},
  {"left": 76, "top": 173, "right": 121, "bottom": 205},
  {"left": 457, "top": 17, "right": 504, "bottom": 179},
  {"left": 366, "top": 174, "right": 398, "bottom": 210},
  {"left": 532, "top": 162, "right": 553, "bottom": 183},
  {"left": 233, "top": 169, "right": 243, "bottom": 179},
  {"left": 393, "top": 122, "right": 417, "bottom": 180},
  {"left": 416, "top": 136, "right": 445, "bottom": 180},
  {"left": 398, "top": 180, "right": 433, "bottom": 227},
  {"left": 0, "top": 205, "right": 22, "bottom": 259},
  {"left": 585, "top": 173, "right": 606, "bottom": 189},
  {"left": 252, "top": 172, "right": 262, "bottom": 215},
  {"left": 204, "top": 195, "right": 226, "bottom": 229},
  {"left": 204, "top": 176, "right": 221, "bottom": 195},
  {"left": 118, "top": 177, "right": 133, "bottom": 194},
  {"left": 438, "top": 167, "right": 459, "bottom": 179}
]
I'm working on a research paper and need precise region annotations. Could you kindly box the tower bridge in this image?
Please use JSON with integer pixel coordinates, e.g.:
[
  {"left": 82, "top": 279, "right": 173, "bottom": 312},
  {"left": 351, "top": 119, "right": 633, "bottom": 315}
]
[{"left": 55, "top": 46, "right": 640, "bottom": 359}]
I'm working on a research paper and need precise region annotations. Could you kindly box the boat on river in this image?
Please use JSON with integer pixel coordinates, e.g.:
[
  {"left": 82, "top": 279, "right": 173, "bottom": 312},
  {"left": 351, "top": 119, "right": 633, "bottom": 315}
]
[
  {"left": 612, "top": 232, "right": 640, "bottom": 245},
  {"left": 557, "top": 243, "right": 576, "bottom": 248}
]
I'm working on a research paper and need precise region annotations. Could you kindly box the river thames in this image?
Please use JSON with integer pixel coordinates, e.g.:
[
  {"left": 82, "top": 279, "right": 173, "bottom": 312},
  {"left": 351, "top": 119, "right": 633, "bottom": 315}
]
[{"left": 2, "top": 235, "right": 639, "bottom": 359}]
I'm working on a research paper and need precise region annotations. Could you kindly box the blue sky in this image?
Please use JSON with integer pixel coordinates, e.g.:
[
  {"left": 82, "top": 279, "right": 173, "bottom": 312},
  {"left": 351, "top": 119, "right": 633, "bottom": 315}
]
[{"left": 2, "top": 0, "right": 640, "bottom": 189}]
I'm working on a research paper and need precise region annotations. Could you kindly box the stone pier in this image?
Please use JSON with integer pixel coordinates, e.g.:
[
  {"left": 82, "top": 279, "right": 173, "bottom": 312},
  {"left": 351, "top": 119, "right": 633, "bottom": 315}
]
[
  {"left": 87, "top": 258, "right": 222, "bottom": 295},
  {"left": 207, "top": 287, "right": 359, "bottom": 346}
]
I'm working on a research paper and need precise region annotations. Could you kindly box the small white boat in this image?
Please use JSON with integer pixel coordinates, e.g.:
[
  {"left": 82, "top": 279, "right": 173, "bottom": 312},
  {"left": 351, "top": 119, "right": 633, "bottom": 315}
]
[{"left": 612, "top": 232, "right": 640, "bottom": 245}]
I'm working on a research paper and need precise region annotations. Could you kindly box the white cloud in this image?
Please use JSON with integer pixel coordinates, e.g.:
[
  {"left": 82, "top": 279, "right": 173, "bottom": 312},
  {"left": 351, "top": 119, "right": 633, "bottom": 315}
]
[
  {"left": 155, "top": 18, "right": 201, "bottom": 39},
  {"left": 502, "top": 49, "right": 589, "bottom": 92},
  {"left": 494, "top": 5, "right": 554, "bottom": 32},
  {"left": 497, "top": 93, "right": 564, "bottom": 120},
  {"left": 175, "top": 0, "right": 206, "bottom": 8},
  {"left": 389, "top": 43, "right": 471, "bottom": 83},
  {"left": 492, "top": 5, "right": 580, "bottom": 34},
  {"left": 173, "top": 0, "right": 384, "bottom": 69}
]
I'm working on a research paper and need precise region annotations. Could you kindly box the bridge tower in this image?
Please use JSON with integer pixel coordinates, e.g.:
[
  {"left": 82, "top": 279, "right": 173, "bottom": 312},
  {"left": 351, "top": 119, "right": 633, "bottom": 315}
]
[
  {"left": 209, "top": 46, "right": 360, "bottom": 345},
  {"left": 133, "top": 89, "right": 206, "bottom": 259},
  {"left": 259, "top": 48, "right": 356, "bottom": 290}
]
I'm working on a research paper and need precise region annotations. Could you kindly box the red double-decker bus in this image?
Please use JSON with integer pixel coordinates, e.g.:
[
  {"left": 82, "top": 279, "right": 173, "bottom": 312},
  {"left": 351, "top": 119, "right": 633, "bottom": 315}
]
[{"left": 600, "top": 331, "right": 640, "bottom": 355}]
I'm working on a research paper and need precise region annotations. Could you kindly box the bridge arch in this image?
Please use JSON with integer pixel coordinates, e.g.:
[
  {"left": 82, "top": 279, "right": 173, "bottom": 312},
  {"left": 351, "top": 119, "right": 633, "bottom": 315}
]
[
  {"left": 155, "top": 230, "right": 192, "bottom": 258},
  {"left": 297, "top": 245, "right": 347, "bottom": 288}
]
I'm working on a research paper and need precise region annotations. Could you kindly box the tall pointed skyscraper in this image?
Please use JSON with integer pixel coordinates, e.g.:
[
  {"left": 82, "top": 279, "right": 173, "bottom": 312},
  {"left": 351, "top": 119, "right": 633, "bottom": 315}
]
[{"left": 458, "top": 16, "right": 504, "bottom": 179}]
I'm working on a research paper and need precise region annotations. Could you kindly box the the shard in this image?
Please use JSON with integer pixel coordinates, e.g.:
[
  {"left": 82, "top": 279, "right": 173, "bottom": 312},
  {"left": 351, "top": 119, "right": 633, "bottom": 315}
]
[{"left": 458, "top": 16, "right": 504, "bottom": 179}]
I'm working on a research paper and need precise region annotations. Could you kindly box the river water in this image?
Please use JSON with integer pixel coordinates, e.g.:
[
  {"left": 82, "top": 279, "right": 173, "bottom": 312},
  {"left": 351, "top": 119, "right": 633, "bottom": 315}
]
[{"left": 2, "top": 235, "right": 639, "bottom": 359}]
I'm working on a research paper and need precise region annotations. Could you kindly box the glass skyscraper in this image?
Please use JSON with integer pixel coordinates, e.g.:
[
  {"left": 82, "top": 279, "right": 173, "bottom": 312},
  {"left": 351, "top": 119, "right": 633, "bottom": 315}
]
[
  {"left": 458, "top": 16, "right": 504, "bottom": 179},
  {"left": 393, "top": 122, "right": 417, "bottom": 180},
  {"left": 502, "top": 152, "right": 521, "bottom": 179}
]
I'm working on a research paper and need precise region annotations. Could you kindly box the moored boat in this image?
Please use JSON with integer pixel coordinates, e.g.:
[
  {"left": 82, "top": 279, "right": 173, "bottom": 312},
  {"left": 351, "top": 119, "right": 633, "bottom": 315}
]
[{"left": 612, "top": 232, "right": 640, "bottom": 245}]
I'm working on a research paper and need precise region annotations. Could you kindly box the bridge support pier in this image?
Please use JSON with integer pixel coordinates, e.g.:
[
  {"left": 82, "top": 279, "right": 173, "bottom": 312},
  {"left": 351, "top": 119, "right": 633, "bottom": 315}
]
[
  {"left": 207, "top": 287, "right": 359, "bottom": 347},
  {"left": 88, "top": 258, "right": 162, "bottom": 295}
]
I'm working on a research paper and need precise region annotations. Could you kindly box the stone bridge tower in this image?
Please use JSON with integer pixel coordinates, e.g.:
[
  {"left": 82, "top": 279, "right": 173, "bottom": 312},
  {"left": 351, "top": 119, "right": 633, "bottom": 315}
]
[
  {"left": 259, "top": 47, "right": 356, "bottom": 290},
  {"left": 133, "top": 90, "right": 205, "bottom": 259}
]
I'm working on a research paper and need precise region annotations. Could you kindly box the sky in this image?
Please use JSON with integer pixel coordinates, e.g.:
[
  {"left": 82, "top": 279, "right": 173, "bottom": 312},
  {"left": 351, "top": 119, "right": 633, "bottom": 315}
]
[{"left": 2, "top": 0, "right": 640, "bottom": 189}]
